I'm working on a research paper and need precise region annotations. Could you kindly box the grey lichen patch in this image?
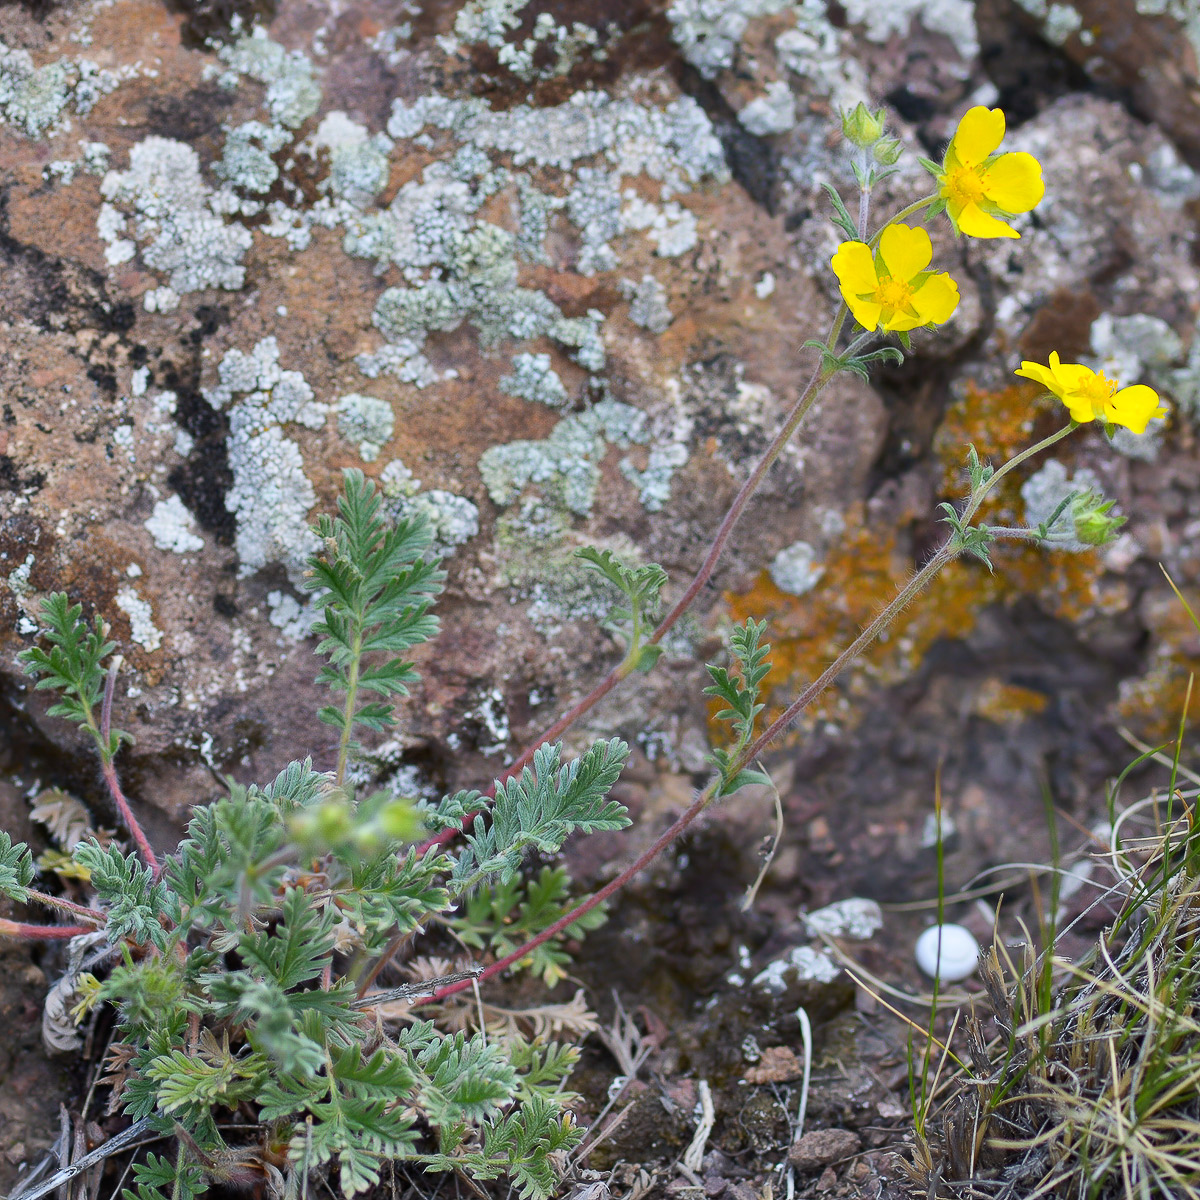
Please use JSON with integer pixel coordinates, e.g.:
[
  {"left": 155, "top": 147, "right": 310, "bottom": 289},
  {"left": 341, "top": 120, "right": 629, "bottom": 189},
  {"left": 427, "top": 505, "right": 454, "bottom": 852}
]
[
  {"left": 214, "top": 121, "right": 291, "bottom": 194},
  {"left": 100, "top": 137, "right": 254, "bottom": 296},
  {"left": 386, "top": 90, "right": 726, "bottom": 194},
  {"left": 567, "top": 167, "right": 622, "bottom": 275},
  {"left": 769, "top": 540, "right": 824, "bottom": 594},
  {"left": 738, "top": 80, "right": 796, "bottom": 136},
  {"left": 378, "top": 458, "right": 480, "bottom": 558},
  {"left": 839, "top": 0, "right": 980, "bottom": 59},
  {"left": 479, "top": 397, "right": 679, "bottom": 516},
  {"left": 666, "top": 0, "right": 791, "bottom": 80},
  {"left": 493, "top": 499, "right": 639, "bottom": 635},
  {"left": 623, "top": 275, "right": 674, "bottom": 334},
  {"left": 370, "top": 221, "right": 607, "bottom": 382},
  {"left": 203, "top": 338, "right": 327, "bottom": 581},
  {"left": 115, "top": 586, "right": 164, "bottom": 652},
  {"left": 1021, "top": 459, "right": 1104, "bottom": 552},
  {"left": 500, "top": 353, "right": 570, "bottom": 408},
  {"left": 0, "top": 42, "right": 126, "bottom": 137},
  {"left": 145, "top": 496, "right": 205, "bottom": 554},
  {"left": 266, "top": 589, "right": 317, "bottom": 643},
  {"left": 335, "top": 393, "right": 394, "bottom": 461},
  {"left": 455, "top": 0, "right": 605, "bottom": 82},
  {"left": 307, "top": 112, "right": 392, "bottom": 205},
  {"left": 217, "top": 29, "right": 321, "bottom": 130}
]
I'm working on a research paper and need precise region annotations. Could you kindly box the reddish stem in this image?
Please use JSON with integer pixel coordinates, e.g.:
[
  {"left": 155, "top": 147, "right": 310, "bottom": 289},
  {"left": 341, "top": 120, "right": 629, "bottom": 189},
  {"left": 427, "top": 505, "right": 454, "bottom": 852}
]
[
  {"left": 415, "top": 787, "right": 713, "bottom": 1006},
  {"left": 413, "top": 357, "right": 832, "bottom": 859},
  {"left": 0, "top": 919, "right": 95, "bottom": 941},
  {"left": 26, "top": 890, "right": 106, "bottom": 924},
  {"left": 100, "top": 663, "right": 160, "bottom": 879},
  {"left": 101, "top": 760, "right": 160, "bottom": 879}
]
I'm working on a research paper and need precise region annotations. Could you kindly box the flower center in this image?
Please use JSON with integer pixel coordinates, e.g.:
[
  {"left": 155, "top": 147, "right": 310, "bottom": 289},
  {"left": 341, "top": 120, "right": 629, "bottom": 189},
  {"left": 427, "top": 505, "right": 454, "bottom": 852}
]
[
  {"left": 1078, "top": 372, "right": 1119, "bottom": 416},
  {"left": 872, "top": 274, "right": 914, "bottom": 311},
  {"left": 942, "top": 165, "right": 986, "bottom": 207}
]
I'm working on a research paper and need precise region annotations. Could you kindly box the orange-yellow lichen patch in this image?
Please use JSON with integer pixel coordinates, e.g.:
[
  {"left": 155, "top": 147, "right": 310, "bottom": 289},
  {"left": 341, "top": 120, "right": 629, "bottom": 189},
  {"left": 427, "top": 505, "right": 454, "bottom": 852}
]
[
  {"left": 723, "top": 505, "right": 1104, "bottom": 738},
  {"left": 1116, "top": 659, "right": 1200, "bottom": 745},
  {"left": 972, "top": 678, "right": 1050, "bottom": 724},
  {"left": 933, "top": 380, "right": 1053, "bottom": 505}
]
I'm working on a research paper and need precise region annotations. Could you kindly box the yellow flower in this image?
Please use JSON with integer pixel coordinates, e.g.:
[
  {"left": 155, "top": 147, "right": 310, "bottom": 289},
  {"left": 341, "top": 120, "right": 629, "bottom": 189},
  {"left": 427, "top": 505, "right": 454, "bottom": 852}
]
[
  {"left": 830, "top": 223, "right": 960, "bottom": 333},
  {"left": 1015, "top": 352, "right": 1167, "bottom": 433},
  {"left": 934, "top": 106, "right": 1044, "bottom": 239}
]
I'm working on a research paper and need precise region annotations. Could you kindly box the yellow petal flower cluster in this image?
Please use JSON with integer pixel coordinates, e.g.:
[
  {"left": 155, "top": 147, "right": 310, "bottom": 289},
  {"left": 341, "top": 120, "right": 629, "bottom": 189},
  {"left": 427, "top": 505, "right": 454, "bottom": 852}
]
[
  {"left": 1015, "top": 352, "right": 1167, "bottom": 433},
  {"left": 830, "top": 223, "right": 959, "bottom": 333},
  {"left": 935, "top": 106, "right": 1044, "bottom": 239}
]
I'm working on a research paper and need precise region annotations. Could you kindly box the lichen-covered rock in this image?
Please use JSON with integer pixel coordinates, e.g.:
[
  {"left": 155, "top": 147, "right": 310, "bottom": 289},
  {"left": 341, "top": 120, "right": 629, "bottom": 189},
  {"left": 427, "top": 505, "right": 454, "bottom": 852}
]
[{"left": 0, "top": 0, "right": 1196, "bottom": 888}]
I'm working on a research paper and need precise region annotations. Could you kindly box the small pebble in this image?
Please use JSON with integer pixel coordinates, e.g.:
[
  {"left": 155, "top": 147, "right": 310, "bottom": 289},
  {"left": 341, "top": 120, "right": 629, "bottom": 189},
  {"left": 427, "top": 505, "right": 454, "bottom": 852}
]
[{"left": 915, "top": 924, "right": 980, "bottom": 981}]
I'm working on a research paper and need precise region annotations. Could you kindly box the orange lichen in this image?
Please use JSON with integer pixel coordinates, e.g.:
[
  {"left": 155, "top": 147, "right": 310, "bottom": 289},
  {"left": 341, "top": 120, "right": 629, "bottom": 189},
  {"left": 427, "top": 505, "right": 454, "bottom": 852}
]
[
  {"left": 724, "top": 502, "right": 1103, "bottom": 736},
  {"left": 972, "top": 678, "right": 1050, "bottom": 724},
  {"left": 722, "top": 378, "right": 1112, "bottom": 740}
]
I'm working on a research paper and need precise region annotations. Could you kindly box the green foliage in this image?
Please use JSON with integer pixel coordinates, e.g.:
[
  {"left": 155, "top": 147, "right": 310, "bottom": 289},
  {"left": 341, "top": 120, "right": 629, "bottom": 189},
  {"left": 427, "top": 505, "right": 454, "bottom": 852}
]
[
  {"left": 938, "top": 501, "right": 996, "bottom": 568},
  {"left": 305, "top": 468, "right": 444, "bottom": 753},
  {"left": 704, "top": 619, "right": 773, "bottom": 797},
  {"left": 0, "top": 832, "right": 34, "bottom": 902},
  {"left": 820, "top": 181, "right": 859, "bottom": 242},
  {"left": 75, "top": 841, "right": 176, "bottom": 949},
  {"left": 17, "top": 592, "right": 129, "bottom": 759},
  {"left": 803, "top": 338, "right": 904, "bottom": 381},
  {"left": 15, "top": 470, "right": 628, "bottom": 1200},
  {"left": 122, "top": 1152, "right": 206, "bottom": 1200},
  {"left": 452, "top": 866, "right": 608, "bottom": 985},
  {"left": 455, "top": 739, "right": 631, "bottom": 887},
  {"left": 576, "top": 546, "right": 668, "bottom": 670}
]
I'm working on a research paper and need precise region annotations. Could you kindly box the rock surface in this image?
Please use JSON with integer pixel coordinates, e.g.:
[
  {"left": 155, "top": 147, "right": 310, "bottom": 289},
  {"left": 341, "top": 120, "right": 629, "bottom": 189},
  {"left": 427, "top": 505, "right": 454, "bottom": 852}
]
[
  {"left": 0, "top": 0, "right": 1197, "bottom": 879},
  {"left": 1, "top": 0, "right": 1200, "bottom": 1180}
]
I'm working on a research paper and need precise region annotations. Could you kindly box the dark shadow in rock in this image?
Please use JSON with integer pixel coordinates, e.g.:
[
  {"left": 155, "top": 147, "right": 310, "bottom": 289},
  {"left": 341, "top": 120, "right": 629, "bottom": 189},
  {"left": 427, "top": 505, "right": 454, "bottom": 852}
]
[
  {"left": 975, "top": 0, "right": 1098, "bottom": 126},
  {"left": 675, "top": 67, "right": 779, "bottom": 215}
]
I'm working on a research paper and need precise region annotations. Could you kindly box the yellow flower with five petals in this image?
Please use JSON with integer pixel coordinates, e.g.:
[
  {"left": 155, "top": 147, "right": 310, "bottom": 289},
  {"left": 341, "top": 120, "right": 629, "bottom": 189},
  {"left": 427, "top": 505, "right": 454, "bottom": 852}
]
[
  {"left": 932, "top": 106, "right": 1044, "bottom": 239},
  {"left": 1015, "top": 352, "right": 1166, "bottom": 433},
  {"left": 830, "top": 223, "right": 959, "bottom": 333}
]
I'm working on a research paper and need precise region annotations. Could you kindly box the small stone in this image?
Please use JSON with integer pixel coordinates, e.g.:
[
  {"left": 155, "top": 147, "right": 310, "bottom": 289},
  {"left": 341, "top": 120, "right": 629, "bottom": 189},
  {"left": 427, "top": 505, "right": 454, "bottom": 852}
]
[
  {"left": 788, "top": 1128, "right": 861, "bottom": 1172},
  {"left": 743, "top": 1045, "right": 802, "bottom": 1084},
  {"left": 803, "top": 897, "right": 882, "bottom": 941},
  {"left": 914, "top": 924, "right": 980, "bottom": 982}
]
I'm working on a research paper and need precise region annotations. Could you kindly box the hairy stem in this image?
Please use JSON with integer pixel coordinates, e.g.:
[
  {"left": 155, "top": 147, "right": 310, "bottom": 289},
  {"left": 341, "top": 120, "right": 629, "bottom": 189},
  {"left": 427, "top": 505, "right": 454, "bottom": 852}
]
[
  {"left": 25, "top": 890, "right": 106, "bottom": 924},
  {"left": 101, "top": 760, "right": 160, "bottom": 879},
  {"left": 97, "top": 664, "right": 159, "bottom": 878},
  {"left": 0, "top": 919, "right": 95, "bottom": 941},
  {"left": 871, "top": 195, "right": 936, "bottom": 245}
]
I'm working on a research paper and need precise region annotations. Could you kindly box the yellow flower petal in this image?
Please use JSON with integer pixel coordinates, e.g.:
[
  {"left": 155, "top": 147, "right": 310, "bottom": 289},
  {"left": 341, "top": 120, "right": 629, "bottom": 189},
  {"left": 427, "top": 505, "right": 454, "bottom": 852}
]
[
  {"left": 877, "top": 223, "right": 932, "bottom": 281},
  {"left": 831, "top": 241, "right": 881, "bottom": 329},
  {"left": 910, "top": 272, "right": 960, "bottom": 326},
  {"left": 1015, "top": 360, "right": 1059, "bottom": 393},
  {"left": 848, "top": 299, "right": 884, "bottom": 330},
  {"left": 956, "top": 202, "right": 1019, "bottom": 239},
  {"left": 981, "top": 152, "right": 1044, "bottom": 214},
  {"left": 1047, "top": 359, "right": 1095, "bottom": 394},
  {"left": 1107, "top": 384, "right": 1166, "bottom": 434},
  {"left": 830, "top": 240, "right": 878, "bottom": 294},
  {"left": 883, "top": 307, "right": 923, "bottom": 332},
  {"left": 949, "top": 106, "right": 1006, "bottom": 169},
  {"left": 1060, "top": 391, "right": 1100, "bottom": 424}
]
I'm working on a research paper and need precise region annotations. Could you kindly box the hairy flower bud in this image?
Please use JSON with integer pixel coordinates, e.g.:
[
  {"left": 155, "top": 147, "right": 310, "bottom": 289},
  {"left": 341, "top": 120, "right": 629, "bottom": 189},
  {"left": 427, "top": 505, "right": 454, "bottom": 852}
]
[
  {"left": 1072, "top": 490, "right": 1126, "bottom": 546},
  {"left": 842, "top": 102, "right": 886, "bottom": 148},
  {"left": 873, "top": 137, "right": 903, "bottom": 165}
]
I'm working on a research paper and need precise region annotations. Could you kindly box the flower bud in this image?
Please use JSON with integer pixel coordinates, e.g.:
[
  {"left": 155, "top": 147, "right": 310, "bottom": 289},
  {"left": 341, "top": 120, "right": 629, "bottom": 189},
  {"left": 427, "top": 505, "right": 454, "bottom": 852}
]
[
  {"left": 873, "top": 137, "right": 903, "bottom": 165},
  {"left": 1072, "top": 490, "right": 1126, "bottom": 546},
  {"left": 841, "top": 102, "right": 886, "bottom": 148}
]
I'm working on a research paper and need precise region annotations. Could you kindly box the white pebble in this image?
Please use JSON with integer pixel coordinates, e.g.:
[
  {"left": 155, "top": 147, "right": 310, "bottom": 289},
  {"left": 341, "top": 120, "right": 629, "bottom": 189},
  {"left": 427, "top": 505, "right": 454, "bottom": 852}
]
[{"left": 915, "top": 924, "right": 979, "bottom": 981}]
